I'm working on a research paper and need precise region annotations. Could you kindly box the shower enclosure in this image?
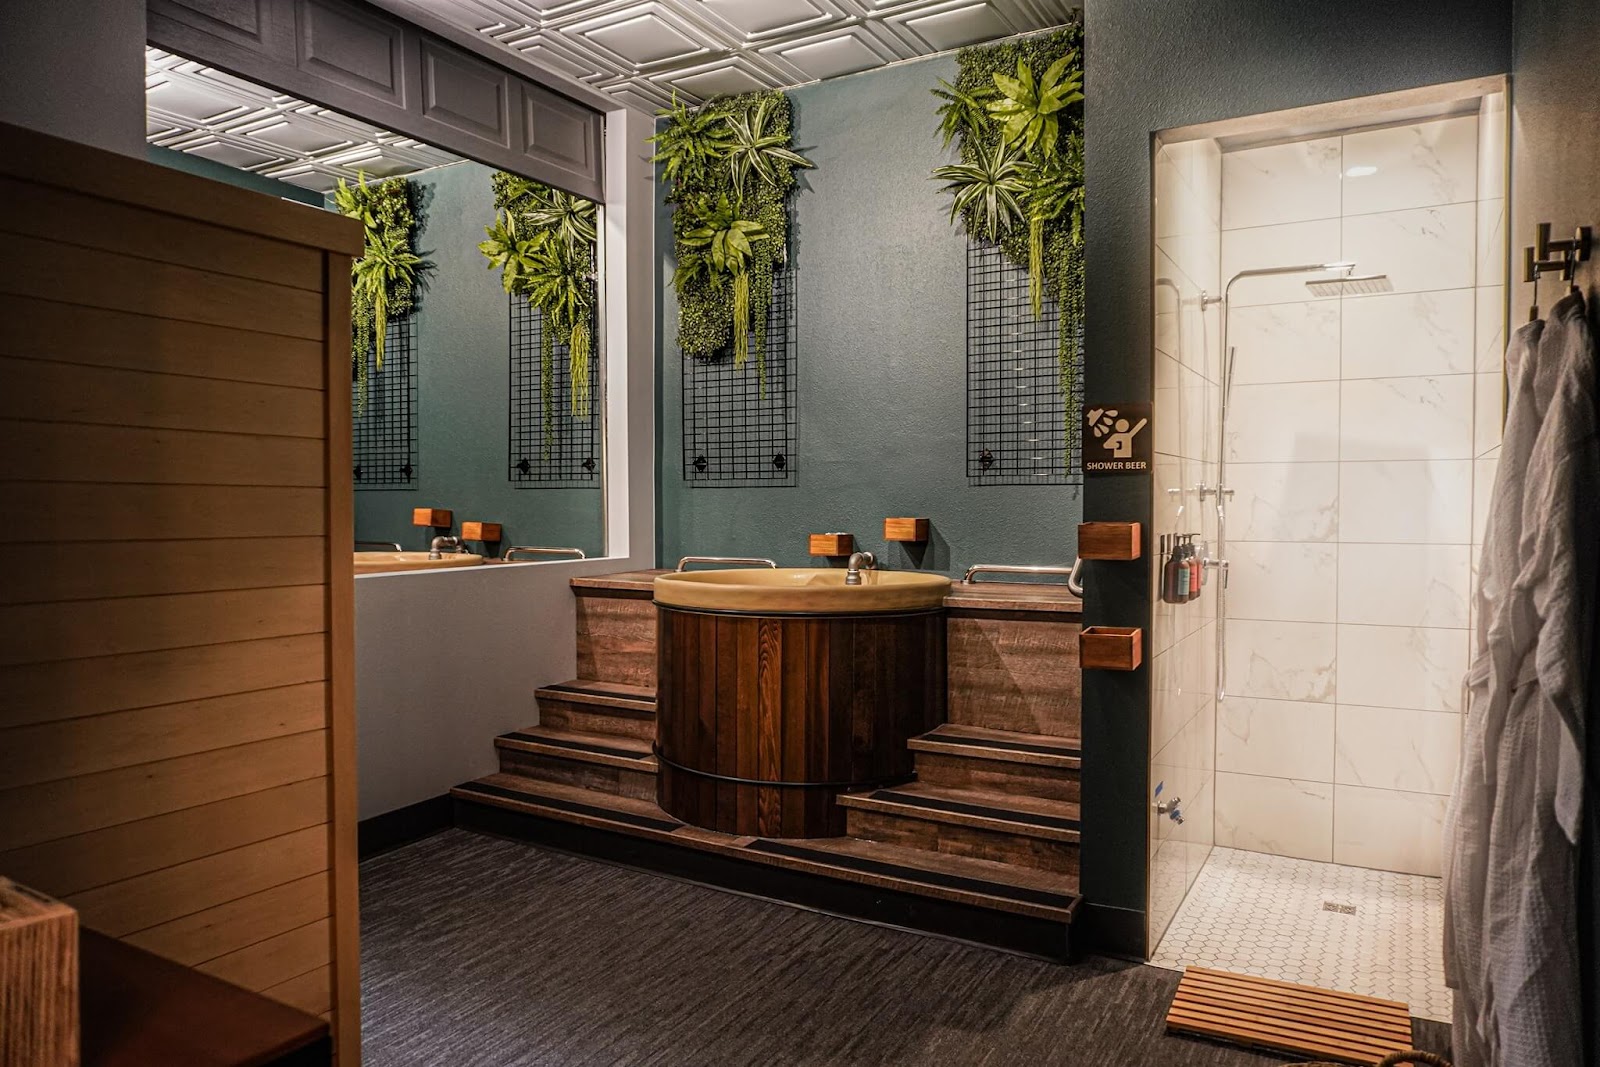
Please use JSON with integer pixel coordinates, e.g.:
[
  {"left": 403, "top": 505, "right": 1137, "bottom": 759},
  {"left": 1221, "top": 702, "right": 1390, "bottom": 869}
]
[{"left": 1145, "top": 80, "right": 1509, "bottom": 1019}]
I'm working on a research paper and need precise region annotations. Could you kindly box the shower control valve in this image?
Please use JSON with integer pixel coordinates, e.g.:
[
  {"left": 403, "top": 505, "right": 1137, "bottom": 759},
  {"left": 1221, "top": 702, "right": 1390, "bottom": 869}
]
[
  {"left": 1156, "top": 796, "right": 1184, "bottom": 824},
  {"left": 1203, "top": 557, "right": 1230, "bottom": 590}
]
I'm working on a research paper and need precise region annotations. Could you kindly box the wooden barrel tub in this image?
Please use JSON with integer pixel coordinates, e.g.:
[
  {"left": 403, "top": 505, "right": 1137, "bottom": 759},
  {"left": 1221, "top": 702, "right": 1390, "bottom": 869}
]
[{"left": 652, "top": 568, "right": 951, "bottom": 838}]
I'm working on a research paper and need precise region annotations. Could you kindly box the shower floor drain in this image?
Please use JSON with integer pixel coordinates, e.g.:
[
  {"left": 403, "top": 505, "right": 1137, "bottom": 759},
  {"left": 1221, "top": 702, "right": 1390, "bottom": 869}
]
[{"left": 1322, "top": 901, "right": 1358, "bottom": 915}]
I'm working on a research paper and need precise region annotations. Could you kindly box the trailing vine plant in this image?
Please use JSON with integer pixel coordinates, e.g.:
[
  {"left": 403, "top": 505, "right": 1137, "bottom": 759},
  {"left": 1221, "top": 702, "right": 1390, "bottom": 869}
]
[
  {"left": 931, "top": 26, "right": 1085, "bottom": 446},
  {"left": 651, "top": 91, "right": 812, "bottom": 396},
  {"left": 333, "top": 173, "right": 424, "bottom": 413},
  {"left": 478, "top": 172, "right": 598, "bottom": 458}
]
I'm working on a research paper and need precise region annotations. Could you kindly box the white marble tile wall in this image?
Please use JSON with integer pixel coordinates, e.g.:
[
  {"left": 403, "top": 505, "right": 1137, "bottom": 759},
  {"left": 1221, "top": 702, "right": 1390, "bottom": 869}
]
[
  {"left": 1149, "top": 137, "right": 1222, "bottom": 951},
  {"left": 1212, "top": 112, "right": 1504, "bottom": 878}
]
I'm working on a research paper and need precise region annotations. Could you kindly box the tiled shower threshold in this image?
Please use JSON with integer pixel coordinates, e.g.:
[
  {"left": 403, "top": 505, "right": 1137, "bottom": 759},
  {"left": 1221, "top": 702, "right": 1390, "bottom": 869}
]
[{"left": 1149, "top": 847, "right": 1451, "bottom": 1022}]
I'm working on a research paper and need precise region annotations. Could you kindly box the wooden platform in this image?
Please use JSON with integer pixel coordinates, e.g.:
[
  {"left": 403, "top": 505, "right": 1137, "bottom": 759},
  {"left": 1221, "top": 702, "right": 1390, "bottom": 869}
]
[{"left": 1166, "top": 967, "right": 1415, "bottom": 1065}]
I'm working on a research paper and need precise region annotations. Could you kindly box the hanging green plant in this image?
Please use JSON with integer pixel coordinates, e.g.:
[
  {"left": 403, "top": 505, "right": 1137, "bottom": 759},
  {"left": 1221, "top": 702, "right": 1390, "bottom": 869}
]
[
  {"left": 931, "top": 26, "right": 1085, "bottom": 443},
  {"left": 479, "top": 172, "right": 598, "bottom": 457},
  {"left": 333, "top": 173, "right": 424, "bottom": 413},
  {"left": 651, "top": 90, "right": 812, "bottom": 397}
]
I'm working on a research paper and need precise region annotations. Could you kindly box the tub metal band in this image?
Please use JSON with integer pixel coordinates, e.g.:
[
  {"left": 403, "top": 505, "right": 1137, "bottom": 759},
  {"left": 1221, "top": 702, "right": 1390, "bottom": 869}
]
[{"left": 652, "top": 746, "right": 910, "bottom": 791}]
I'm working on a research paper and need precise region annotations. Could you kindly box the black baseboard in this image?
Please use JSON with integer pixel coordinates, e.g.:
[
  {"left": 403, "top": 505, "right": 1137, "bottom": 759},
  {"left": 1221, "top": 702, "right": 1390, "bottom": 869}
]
[
  {"left": 454, "top": 796, "right": 1076, "bottom": 961},
  {"left": 1078, "top": 901, "right": 1146, "bottom": 959},
  {"left": 359, "top": 794, "right": 454, "bottom": 860}
]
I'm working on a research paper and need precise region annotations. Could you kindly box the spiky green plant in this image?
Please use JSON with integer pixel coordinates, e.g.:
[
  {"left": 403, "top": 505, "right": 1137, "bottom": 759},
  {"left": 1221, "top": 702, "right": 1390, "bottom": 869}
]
[
  {"left": 933, "top": 139, "right": 1028, "bottom": 243},
  {"left": 653, "top": 90, "right": 809, "bottom": 397},
  {"left": 333, "top": 172, "right": 424, "bottom": 412},
  {"left": 986, "top": 52, "right": 1082, "bottom": 157},
  {"left": 479, "top": 173, "right": 600, "bottom": 456}
]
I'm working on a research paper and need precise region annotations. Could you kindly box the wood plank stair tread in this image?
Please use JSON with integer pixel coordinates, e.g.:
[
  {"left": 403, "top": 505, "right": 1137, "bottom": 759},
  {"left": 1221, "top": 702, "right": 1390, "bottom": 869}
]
[
  {"left": 836, "top": 782, "right": 1081, "bottom": 841},
  {"left": 450, "top": 774, "right": 1081, "bottom": 923},
  {"left": 495, "top": 726, "right": 659, "bottom": 772},
  {"left": 536, "top": 679, "right": 656, "bottom": 712},
  {"left": 1166, "top": 967, "right": 1414, "bottom": 1065},
  {"left": 908, "top": 724, "right": 1082, "bottom": 767}
]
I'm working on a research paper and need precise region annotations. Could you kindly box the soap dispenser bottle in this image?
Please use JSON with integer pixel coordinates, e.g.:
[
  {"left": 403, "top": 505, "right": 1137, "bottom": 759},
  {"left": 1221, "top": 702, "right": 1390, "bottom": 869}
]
[
  {"left": 1161, "top": 535, "right": 1182, "bottom": 604},
  {"left": 1175, "top": 536, "right": 1192, "bottom": 604}
]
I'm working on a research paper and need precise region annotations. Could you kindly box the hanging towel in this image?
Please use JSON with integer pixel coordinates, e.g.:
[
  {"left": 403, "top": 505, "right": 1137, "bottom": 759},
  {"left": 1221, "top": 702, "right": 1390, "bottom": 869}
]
[{"left": 1446, "top": 291, "right": 1596, "bottom": 1067}]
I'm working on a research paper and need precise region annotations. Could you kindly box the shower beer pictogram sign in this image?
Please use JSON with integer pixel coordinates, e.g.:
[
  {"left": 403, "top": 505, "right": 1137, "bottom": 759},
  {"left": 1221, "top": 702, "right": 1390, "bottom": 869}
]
[{"left": 1083, "top": 403, "right": 1152, "bottom": 475}]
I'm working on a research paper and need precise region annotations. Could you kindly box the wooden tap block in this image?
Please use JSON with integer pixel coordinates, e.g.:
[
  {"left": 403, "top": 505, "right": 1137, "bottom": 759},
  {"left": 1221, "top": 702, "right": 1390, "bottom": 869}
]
[
  {"left": 809, "top": 533, "right": 854, "bottom": 557},
  {"left": 1, "top": 878, "right": 78, "bottom": 1067},
  {"left": 883, "top": 517, "right": 930, "bottom": 543},
  {"left": 461, "top": 521, "right": 502, "bottom": 542},
  {"left": 412, "top": 507, "right": 452, "bottom": 528},
  {"left": 1078, "top": 521, "right": 1142, "bottom": 560},
  {"left": 1079, "top": 626, "right": 1143, "bottom": 671}
]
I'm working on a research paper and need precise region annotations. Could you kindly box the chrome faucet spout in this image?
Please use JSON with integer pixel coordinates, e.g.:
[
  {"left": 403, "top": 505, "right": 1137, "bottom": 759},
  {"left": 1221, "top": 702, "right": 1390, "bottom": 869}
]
[
  {"left": 845, "top": 551, "right": 877, "bottom": 586},
  {"left": 429, "top": 535, "right": 463, "bottom": 560}
]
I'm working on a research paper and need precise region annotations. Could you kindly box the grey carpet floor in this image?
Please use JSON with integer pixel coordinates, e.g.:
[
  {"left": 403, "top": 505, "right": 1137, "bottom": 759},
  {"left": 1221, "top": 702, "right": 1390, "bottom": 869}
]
[{"left": 360, "top": 828, "right": 1451, "bottom": 1066}]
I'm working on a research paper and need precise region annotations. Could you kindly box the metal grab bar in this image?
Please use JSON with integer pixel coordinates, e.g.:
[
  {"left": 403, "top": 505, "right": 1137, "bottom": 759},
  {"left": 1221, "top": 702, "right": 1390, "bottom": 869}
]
[
  {"left": 502, "top": 546, "right": 587, "bottom": 561},
  {"left": 355, "top": 540, "right": 403, "bottom": 551},
  {"left": 962, "top": 559, "right": 1084, "bottom": 597},
  {"left": 676, "top": 555, "right": 778, "bottom": 572}
]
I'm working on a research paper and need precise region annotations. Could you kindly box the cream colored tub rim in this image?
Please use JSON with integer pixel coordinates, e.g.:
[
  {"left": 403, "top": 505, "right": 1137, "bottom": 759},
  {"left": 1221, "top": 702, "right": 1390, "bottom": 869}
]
[
  {"left": 354, "top": 550, "right": 485, "bottom": 575},
  {"left": 653, "top": 567, "right": 951, "bottom": 613}
]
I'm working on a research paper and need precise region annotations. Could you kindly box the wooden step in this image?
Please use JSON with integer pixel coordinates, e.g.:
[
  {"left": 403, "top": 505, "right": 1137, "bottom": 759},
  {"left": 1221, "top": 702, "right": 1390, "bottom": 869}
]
[
  {"left": 450, "top": 774, "right": 1080, "bottom": 926},
  {"left": 909, "top": 724, "right": 1081, "bottom": 803},
  {"left": 535, "top": 679, "right": 656, "bottom": 741},
  {"left": 838, "top": 783, "right": 1080, "bottom": 879},
  {"left": 495, "top": 726, "right": 658, "bottom": 801}
]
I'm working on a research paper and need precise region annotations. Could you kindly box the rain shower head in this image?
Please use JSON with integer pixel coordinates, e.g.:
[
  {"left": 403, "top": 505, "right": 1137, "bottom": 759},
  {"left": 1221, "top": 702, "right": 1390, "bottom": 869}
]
[{"left": 1305, "top": 272, "right": 1393, "bottom": 297}]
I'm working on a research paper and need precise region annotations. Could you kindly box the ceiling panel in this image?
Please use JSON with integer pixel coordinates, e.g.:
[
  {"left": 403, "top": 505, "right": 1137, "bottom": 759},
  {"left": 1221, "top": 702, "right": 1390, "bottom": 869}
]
[
  {"left": 420, "top": 0, "right": 1077, "bottom": 105},
  {"left": 146, "top": 47, "right": 463, "bottom": 192}
]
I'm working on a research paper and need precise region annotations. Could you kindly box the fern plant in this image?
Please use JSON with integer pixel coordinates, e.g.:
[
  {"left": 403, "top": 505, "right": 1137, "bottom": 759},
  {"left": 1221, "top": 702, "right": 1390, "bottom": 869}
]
[
  {"left": 333, "top": 173, "right": 424, "bottom": 412},
  {"left": 479, "top": 172, "right": 598, "bottom": 457},
  {"left": 930, "top": 27, "right": 1085, "bottom": 450},
  {"left": 651, "top": 90, "right": 811, "bottom": 397}
]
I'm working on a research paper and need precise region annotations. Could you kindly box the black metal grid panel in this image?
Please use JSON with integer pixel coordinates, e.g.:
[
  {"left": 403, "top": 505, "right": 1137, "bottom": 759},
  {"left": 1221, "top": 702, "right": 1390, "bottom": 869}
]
[
  {"left": 352, "top": 315, "right": 417, "bottom": 490},
  {"left": 966, "top": 239, "right": 1083, "bottom": 485},
  {"left": 681, "top": 262, "right": 798, "bottom": 487},
  {"left": 509, "top": 294, "right": 600, "bottom": 485}
]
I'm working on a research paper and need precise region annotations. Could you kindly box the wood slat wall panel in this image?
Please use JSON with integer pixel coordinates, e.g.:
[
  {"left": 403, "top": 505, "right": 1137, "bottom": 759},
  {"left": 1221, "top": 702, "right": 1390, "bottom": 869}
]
[
  {"left": 64, "top": 825, "right": 329, "bottom": 937},
  {"left": 0, "top": 634, "right": 328, "bottom": 729},
  {"left": 262, "top": 965, "right": 332, "bottom": 1017},
  {"left": 0, "top": 683, "right": 327, "bottom": 789},
  {"left": 198, "top": 917, "right": 331, "bottom": 993},
  {"left": 0, "top": 120, "right": 358, "bottom": 1060},
  {"left": 0, "top": 357, "right": 324, "bottom": 437},
  {"left": 0, "top": 731, "right": 328, "bottom": 852},
  {"left": 125, "top": 874, "right": 329, "bottom": 967},
  {"left": 0, "top": 585, "right": 327, "bottom": 666},
  {"left": 0, "top": 177, "right": 325, "bottom": 292},
  {"left": 0, "top": 233, "right": 325, "bottom": 340},
  {"left": 0, "top": 296, "right": 325, "bottom": 388},
  {"left": 0, "top": 537, "right": 327, "bottom": 604},
  {"left": 0, "top": 483, "right": 326, "bottom": 540},
  {"left": 0, "top": 779, "right": 329, "bottom": 898}
]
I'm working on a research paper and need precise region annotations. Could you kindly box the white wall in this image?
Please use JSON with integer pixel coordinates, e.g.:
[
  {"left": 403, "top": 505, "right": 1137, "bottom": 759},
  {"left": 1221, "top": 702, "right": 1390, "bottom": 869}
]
[
  {"left": 0, "top": 0, "right": 146, "bottom": 155},
  {"left": 355, "top": 104, "right": 656, "bottom": 820},
  {"left": 1148, "top": 136, "right": 1223, "bottom": 950},
  {"left": 1210, "top": 108, "right": 1505, "bottom": 876}
]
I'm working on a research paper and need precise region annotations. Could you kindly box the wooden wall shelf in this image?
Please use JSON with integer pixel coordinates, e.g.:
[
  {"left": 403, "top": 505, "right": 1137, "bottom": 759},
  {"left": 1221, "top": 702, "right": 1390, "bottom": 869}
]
[
  {"left": 1077, "top": 522, "right": 1141, "bottom": 560},
  {"left": 1079, "top": 626, "right": 1143, "bottom": 671},
  {"left": 884, "top": 517, "right": 930, "bottom": 543},
  {"left": 412, "top": 507, "right": 452, "bottom": 528},
  {"left": 809, "top": 533, "right": 854, "bottom": 557},
  {"left": 461, "top": 521, "right": 502, "bottom": 542}
]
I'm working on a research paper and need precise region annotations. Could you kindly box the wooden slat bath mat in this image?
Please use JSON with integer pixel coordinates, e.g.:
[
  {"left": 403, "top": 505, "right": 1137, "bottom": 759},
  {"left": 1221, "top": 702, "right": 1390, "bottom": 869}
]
[{"left": 1166, "top": 967, "right": 1414, "bottom": 1065}]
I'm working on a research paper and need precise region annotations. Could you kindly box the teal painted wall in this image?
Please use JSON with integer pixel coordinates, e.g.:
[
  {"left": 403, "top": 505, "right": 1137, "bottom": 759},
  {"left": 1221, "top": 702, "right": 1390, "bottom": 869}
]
[
  {"left": 655, "top": 55, "right": 1083, "bottom": 577},
  {"left": 147, "top": 144, "right": 326, "bottom": 206},
  {"left": 354, "top": 161, "right": 603, "bottom": 554}
]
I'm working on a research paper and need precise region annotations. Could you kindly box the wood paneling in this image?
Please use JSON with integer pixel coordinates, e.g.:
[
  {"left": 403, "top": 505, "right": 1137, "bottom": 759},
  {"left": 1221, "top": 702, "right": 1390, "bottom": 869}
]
[
  {"left": 575, "top": 591, "right": 657, "bottom": 686},
  {"left": 0, "top": 357, "right": 324, "bottom": 438},
  {"left": 0, "top": 878, "right": 78, "bottom": 1067},
  {"left": 947, "top": 615, "right": 1083, "bottom": 737},
  {"left": 126, "top": 874, "right": 328, "bottom": 967},
  {"left": 0, "top": 585, "right": 326, "bottom": 666},
  {"left": 657, "top": 606, "right": 946, "bottom": 838},
  {"left": 0, "top": 537, "right": 326, "bottom": 604},
  {"left": 0, "top": 296, "right": 325, "bottom": 389},
  {"left": 0, "top": 120, "right": 358, "bottom": 1058},
  {"left": 0, "top": 634, "right": 328, "bottom": 729}
]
